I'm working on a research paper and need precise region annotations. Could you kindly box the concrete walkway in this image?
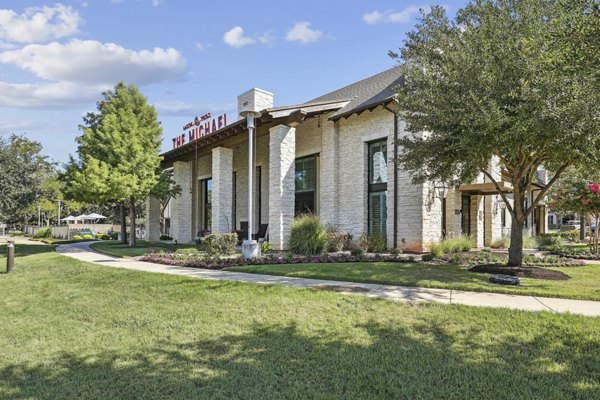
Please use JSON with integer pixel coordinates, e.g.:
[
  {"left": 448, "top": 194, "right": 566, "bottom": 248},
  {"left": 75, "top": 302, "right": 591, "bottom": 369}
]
[{"left": 56, "top": 241, "right": 600, "bottom": 317}]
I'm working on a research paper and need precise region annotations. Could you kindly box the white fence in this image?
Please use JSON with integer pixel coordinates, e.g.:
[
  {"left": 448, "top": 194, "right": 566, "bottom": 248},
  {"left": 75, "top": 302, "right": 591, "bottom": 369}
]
[
  {"left": 23, "top": 224, "right": 144, "bottom": 239},
  {"left": 24, "top": 225, "right": 71, "bottom": 239}
]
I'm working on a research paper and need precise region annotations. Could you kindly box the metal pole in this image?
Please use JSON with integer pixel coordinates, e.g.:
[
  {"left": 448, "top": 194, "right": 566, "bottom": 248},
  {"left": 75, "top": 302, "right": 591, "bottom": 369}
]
[
  {"left": 6, "top": 240, "right": 14, "bottom": 273},
  {"left": 247, "top": 115, "right": 254, "bottom": 241},
  {"left": 57, "top": 200, "right": 62, "bottom": 226}
]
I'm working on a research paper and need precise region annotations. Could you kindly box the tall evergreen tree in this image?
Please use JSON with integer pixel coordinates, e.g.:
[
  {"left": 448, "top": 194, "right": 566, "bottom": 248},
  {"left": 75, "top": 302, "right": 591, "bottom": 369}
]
[{"left": 68, "top": 82, "right": 163, "bottom": 247}]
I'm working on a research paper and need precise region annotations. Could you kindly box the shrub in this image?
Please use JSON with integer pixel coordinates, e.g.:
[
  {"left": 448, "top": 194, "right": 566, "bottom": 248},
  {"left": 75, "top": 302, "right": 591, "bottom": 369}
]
[
  {"left": 350, "top": 248, "right": 363, "bottom": 257},
  {"left": 422, "top": 254, "right": 434, "bottom": 261},
  {"left": 390, "top": 247, "right": 402, "bottom": 257},
  {"left": 95, "top": 233, "right": 110, "bottom": 240},
  {"left": 490, "top": 237, "right": 510, "bottom": 249},
  {"left": 431, "top": 235, "right": 475, "bottom": 255},
  {"left": 261, "top": 241, "right": 273, "bottom": 254},
  {"left": 557, "top": 230, "right": 580, "bottom": 242},
  {"left": 326, "top": 230, "right": 352, "bottom": 252},
  {"left": 160, "top": 234, "right": 172, "bottom": 240},
  {"left": 175, "top": 248, "right": 200, "bottom": 256},
  {"left": 110, "top": 232, "right": 120, "bottom": 240},
  {"left": 33, "top": 227, "right": 51, "bottom": 239},
  {"left": 522, "top": 234, "right": 539, "bottom": 249},
  {"left": 201, "top": 233, "right": 237, "bottom": 256},
  {"left": 429, "top": 242, "right": 444, "bottom": 257},
  {"left": 83, "top": 234, "right": 93, "bottom": 240},
  {"left": 358, "top": 233, "right": 387, "bottom": 253},
  {"left": 289, "top": 214, "right": 328, "bottom": 255},
  {"left": 537, "top": 235, "right": 562, "bottom": 248},
  {"left": 73, "top": 235, "right": 83, "bottom": 240}
]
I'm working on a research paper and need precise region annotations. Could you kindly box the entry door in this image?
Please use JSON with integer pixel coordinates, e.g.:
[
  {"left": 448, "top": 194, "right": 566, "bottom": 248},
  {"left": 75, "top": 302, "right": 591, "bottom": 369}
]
[{"left": 461, "top": 194, "right": 471, "bottom": 236}]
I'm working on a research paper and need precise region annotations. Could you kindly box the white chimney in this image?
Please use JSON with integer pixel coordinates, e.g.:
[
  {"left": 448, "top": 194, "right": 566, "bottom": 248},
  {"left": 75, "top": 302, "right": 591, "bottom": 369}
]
[{"left": 237, "top": 88, "right": 273, "bottom": 119}]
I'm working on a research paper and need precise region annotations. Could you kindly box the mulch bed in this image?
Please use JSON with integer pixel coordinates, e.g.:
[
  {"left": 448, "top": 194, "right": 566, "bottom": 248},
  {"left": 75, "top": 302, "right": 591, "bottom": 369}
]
[{"left": 469, "top": 264, "right": 570, "bottom": 281}]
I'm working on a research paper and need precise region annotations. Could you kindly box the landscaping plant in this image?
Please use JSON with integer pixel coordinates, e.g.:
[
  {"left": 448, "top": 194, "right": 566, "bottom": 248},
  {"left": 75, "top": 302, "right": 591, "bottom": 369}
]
[{"left": 288, "top": 214, "right": 328, "bottom": 255}]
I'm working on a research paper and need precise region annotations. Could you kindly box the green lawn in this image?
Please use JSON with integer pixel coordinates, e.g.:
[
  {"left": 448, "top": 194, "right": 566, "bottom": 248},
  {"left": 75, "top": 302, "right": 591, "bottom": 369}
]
[
  {"left": 0, "top": 246, "right": 599, "bottom": 399},
  {"left": 227, "top": 261, "right": 600, "bottom": 301},
  {"left": 89, "top": 240, "right": 196, "bottom": 258}
]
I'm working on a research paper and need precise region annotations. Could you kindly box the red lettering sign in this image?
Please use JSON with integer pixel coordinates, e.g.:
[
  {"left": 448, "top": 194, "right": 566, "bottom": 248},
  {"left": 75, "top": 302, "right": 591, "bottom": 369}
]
[{"left": 172, "top": 113, "right": 228, "bottom": 149}]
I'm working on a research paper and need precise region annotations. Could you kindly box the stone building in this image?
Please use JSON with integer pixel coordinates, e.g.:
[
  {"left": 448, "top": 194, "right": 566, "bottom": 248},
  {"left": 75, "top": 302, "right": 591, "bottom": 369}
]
[{"left": 146, "top": 66, "right": 547, "bottom": 251}]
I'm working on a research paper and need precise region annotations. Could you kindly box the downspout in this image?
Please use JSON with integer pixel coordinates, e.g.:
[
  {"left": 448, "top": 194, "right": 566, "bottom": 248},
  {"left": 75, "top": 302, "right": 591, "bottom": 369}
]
[{"left": 384, "top": 104, "right": 399, "bottom": 249}]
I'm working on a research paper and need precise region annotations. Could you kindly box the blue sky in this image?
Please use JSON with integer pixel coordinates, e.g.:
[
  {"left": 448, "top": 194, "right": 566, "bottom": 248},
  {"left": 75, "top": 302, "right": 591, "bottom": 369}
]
[{"left": 0, "top": 0, "right": 465, "bottom": 164}]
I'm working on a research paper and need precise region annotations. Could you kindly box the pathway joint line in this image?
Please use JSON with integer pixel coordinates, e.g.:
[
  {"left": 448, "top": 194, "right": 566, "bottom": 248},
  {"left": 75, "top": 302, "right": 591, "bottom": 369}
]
[{"left": 533, "top": 296, "right": 556, "bottom": 313}]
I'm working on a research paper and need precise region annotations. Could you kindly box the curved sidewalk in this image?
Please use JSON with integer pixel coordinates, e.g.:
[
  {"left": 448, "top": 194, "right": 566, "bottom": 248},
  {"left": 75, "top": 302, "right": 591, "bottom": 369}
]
[{"left": 56, "top": 241, "right": 600, "bottom": 317}]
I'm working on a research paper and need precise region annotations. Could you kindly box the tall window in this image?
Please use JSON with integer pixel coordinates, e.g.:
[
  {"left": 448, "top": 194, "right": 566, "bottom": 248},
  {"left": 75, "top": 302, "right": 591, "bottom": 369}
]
[
  {"left": 295, "top": 155, "right": 317, "bottom": 216},
  {"left": 368, "top": 140, "right": 387, "bottom": 236},
  {"left": 199, "top": 178, "right": 212, "bottom": 230},
  {"left": 461, "top": 194, "right": 471, "bottom": 235}
]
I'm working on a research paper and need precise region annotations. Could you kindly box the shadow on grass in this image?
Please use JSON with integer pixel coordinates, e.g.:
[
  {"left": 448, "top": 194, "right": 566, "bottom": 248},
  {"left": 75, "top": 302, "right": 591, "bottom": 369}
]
[
  {"left": 0, "top": 244, "right": 55, "bottom": 258},
  {"left": 1, "top": 321, "right": 598, "bottom": 399}
]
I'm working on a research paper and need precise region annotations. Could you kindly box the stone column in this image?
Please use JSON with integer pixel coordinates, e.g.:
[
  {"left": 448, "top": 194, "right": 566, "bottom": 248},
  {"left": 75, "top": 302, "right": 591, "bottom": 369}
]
[
  {"left": 211, "top": 146, "right": 233, "bottom": 234},
  {"left": 269, "top": 124, "right": 296, "bottom": 251},
  {"left": 319, "top": 119, "right": 338, "bottom": 228},
  {"left": 172, "top": 160, "right": 193, "bottom": 243},
  {"left": 145, "top": 196, "right": 161, "bottom": 242}
]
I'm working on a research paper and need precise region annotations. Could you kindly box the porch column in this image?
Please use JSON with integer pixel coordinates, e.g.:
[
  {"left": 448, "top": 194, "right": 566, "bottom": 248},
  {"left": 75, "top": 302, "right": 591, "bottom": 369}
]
[
  {"left": 211, "top": 146, "right": 233, "bottom": 233},
  {"left": 319, "top": 119, "right": 338, "bottom": 227},
  {"left": 269, "top": 124, "right": 296, "bottom": 250},
  {"left": 471, "top": 195, "right": 485, "bottom": 247},
  {"left": 172, "top": 160, "right": 193, "bottom": 243},
  {"left": 145, "top": 196, "right": 161, "bottom": 242}
]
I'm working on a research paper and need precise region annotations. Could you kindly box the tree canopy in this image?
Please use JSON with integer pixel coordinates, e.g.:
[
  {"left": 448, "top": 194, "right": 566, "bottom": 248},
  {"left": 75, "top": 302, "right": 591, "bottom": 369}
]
[
  {"left": 68, "top": 82, "right": 163, "bottom": 247},
  {"left": 391, "top": 0, "right": 600, "bottom": 265},
  {"left": 0, "top": 134, "right": 52, "bottom": 225}
]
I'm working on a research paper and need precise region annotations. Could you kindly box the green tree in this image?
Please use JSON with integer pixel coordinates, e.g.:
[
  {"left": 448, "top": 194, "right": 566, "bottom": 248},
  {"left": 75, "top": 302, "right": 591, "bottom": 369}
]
[
  {"left": 69, "top": 82, "right": 163, "bottom": 247},
  {"left": 549, "top": 168, "right": 600, "bottom": 253},
  {"left": 0, "top": 134, "right": 52, "bottom": 227},
  {"left": 390, "top": 0, "right": 600, "bottom": 266}
]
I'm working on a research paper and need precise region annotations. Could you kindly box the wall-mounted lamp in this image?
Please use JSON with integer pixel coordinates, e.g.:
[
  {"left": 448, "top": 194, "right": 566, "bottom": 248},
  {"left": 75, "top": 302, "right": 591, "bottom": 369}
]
[{"left": 434, "top": 183, "right": 449, "bottom": 199}]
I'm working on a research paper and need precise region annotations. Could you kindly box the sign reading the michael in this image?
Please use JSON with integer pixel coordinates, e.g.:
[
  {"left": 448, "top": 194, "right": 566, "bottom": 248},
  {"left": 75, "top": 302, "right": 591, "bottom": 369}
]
[{"left": 172, "top": 113, "right": 228, "bottom": 149}]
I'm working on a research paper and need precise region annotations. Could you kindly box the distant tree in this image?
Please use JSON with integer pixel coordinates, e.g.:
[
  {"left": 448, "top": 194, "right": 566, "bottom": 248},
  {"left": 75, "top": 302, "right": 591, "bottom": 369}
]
[
  {"left": 549, "top": 168, "right": 600, "bottom": 253},
  {"left": 0, "top": 134, "right": 52, "bottom": 227},
  {"left": 390, "top": 0, "right": 600, "bottom": 266},
  {"left": 68, "top": 82, "right": 163, "bottom": 247}
]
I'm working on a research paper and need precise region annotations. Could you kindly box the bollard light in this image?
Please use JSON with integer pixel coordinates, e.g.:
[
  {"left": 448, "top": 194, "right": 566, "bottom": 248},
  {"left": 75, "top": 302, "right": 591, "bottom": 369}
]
[{"left": 6, "top": 240, "right": 14, "bottom": 273}]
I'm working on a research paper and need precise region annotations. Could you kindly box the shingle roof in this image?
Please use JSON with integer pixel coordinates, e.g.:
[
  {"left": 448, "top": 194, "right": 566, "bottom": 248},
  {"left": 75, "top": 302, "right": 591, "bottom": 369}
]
[{"left": 307, "top": 65, "right": 404, "bottom": 120}]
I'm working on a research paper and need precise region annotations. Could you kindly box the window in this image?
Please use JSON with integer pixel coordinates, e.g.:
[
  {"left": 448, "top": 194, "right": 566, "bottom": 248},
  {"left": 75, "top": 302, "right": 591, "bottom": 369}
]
[
  {"left": 295, "top": 155, "right": 317, "bottom": 216},
  {"left": 461, "top": 194, "right": 471, "bottom": 235},
  {"left": 232, "top": 172, "right": 237, "bottom": 229},
  {"left": 199, "top": 178, "right": 212, "bottom": 230},
  {"left": 368, "top": 140, "right": 387, "bottom": 236}
]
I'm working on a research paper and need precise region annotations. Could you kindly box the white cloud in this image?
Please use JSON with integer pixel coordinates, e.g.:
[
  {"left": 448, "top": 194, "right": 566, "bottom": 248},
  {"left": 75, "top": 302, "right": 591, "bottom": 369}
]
[
  {"left": 0, "top": 81, "right": 109, "bottom": 109},
  {"left": 363, "top": 6, "right": 427, "bottom": 25},
  {"left": 223, "top": 26, "right": 256, "bottom": 48},
  {"left": 0, "top": 39, "right": 187, "bottom": 86},
  {"left": 0, "top": 3, "right": 81, "bottom": 43},
  {"left": 195, "top": 41, "right": 212, "bottom": 52},
  {"left": 153, "top": 101, "right": 235, "bottom": 116},
  {"left": 258, "top": 31, "right": 275, "bottom": 45},
  {"left": 285, "top": 21, "right": 322, "bottom": 43}
]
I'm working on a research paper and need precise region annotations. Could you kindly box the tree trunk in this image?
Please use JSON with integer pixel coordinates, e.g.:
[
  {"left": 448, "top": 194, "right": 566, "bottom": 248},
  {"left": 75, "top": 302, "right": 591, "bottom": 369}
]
[
  {"left": 120, "top": 204, "right": 127, "bottom": 244},
  {"left": 508, "top": 190, "right": 526, "bottom": 267},
  {"left": 129, "top": 196, "right": 136, "bottom": 248},
  {"left": 580, "top": 216, "right": 585, "bottom": 241}
]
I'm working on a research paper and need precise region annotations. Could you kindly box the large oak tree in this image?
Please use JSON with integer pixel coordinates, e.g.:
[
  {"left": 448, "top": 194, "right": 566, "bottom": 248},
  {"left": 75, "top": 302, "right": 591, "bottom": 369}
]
[{"left": 391, "top": 0, "right": 599, "bottom": 265}]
